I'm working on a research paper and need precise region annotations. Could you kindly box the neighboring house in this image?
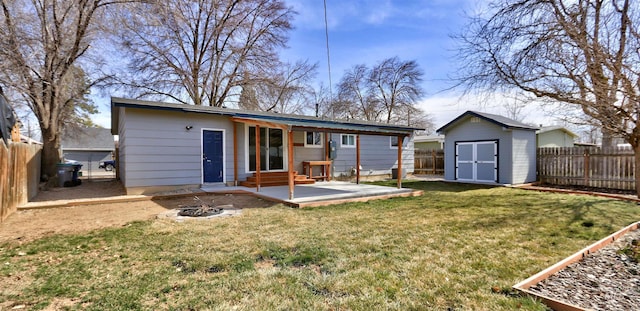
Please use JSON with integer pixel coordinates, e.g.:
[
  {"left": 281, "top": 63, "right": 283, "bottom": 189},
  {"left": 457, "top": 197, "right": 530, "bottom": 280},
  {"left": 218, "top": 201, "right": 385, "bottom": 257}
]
[
  {"left": 437, "top": 111, "right": 538, "bottom": 185},
  {"left": 61, "top": 127, "right": 115, "bottom": 173},
  {"left": 111, "top": 97, "right": 420, "bottom": 195},
  {"left": 414, "top": 134, "right": 444, "bottom": 151},
  {"left": 536, "top": 126, "right": 578, "bottom": 147}
]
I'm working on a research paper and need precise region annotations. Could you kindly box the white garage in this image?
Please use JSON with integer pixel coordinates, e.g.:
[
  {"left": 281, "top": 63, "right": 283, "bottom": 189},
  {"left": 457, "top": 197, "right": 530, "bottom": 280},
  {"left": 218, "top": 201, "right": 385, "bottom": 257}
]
[{"left": 437, "top": 111, "right": 537, "bottom": 185}]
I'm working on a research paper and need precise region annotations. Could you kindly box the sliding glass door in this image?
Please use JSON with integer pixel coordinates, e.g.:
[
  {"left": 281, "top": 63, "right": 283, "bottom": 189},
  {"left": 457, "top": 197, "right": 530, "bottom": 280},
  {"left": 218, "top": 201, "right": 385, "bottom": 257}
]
[{"left": 248, "top": 126, "right": 284, "bottom": 171}]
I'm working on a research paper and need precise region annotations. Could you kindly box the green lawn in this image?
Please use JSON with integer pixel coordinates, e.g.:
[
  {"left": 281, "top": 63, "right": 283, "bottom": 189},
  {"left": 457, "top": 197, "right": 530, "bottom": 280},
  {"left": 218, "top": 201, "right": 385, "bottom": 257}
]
[{"left": 2, "top": 181, "right": 639, "bottom": 310}]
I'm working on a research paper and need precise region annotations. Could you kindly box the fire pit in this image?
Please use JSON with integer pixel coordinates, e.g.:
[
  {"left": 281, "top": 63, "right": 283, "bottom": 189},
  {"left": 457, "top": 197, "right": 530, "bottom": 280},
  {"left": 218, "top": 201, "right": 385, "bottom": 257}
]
[
  {"left": 156, "top": 196, "right": 240, "bottom": 221},
  {"left": 178, "top": 206, "right": 224, "bottom": 217},
  {"left": 177, "top": 196, "right": 224, "bottom": 217}
]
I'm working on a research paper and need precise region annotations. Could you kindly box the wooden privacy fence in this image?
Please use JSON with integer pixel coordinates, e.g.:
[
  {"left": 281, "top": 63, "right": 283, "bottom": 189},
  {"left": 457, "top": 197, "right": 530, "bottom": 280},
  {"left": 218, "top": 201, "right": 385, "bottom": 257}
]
[
  {"left": 1, "top": 140, "right": 41, "bottom": 222},
  {"left": 414, "top": 149, "right": 444, "bottom": 175},
  {"left": 537, "top": 147, "right": 635, "bottom": 191}
]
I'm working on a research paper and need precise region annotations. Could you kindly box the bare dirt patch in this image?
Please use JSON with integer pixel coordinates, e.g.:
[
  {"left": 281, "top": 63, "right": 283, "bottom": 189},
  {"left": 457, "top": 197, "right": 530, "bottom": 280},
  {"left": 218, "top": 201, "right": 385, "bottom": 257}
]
[
  {"left": 0, "top": 181, "right": 277, "bottom": 244},
  {"left": 31, "top": 178, "right": 126, "bottom": 202}
]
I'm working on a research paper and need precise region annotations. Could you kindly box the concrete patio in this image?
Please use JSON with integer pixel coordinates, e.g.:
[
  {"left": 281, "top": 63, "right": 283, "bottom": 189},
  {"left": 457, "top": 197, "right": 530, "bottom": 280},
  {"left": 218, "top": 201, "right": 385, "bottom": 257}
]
[
  {"left": 18, "top": 180, "right": 425, "bottom": 210},
  {"left": 202, "top": 181, "right": 424, "bottom": 208}
]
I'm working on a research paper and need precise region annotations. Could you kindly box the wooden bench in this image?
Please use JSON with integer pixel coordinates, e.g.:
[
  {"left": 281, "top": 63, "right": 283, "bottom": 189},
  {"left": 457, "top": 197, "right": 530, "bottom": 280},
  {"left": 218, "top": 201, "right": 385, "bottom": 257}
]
[{"left": 302, "top": 160, "right": 331, "bottom": 181}]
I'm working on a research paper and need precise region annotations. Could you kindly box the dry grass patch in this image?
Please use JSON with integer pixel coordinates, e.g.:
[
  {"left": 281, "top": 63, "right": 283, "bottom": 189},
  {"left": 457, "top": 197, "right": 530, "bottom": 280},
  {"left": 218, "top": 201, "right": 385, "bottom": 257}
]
[{"left": 1, "top": 181, "right": 640, "bottom": 310}]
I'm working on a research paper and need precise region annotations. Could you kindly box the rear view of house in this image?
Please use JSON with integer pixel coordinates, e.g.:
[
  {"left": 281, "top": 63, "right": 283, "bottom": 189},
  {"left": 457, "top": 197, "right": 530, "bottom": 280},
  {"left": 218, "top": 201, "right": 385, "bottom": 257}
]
[{"left": 111, "top": 98, "right": 420, "bottom": 195}]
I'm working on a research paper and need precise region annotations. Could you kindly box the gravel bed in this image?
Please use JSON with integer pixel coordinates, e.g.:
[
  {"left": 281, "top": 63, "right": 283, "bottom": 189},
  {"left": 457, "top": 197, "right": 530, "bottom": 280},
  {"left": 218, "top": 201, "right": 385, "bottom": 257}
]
[{"left": 528, "top": 229, "right": 640, "bottom": 310}]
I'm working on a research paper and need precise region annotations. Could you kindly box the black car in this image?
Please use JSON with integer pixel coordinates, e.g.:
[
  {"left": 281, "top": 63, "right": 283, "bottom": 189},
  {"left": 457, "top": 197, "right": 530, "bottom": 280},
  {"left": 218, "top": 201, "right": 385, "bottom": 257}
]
[{"left": 99, "top": 160, "right": 116, "bottom": 171}]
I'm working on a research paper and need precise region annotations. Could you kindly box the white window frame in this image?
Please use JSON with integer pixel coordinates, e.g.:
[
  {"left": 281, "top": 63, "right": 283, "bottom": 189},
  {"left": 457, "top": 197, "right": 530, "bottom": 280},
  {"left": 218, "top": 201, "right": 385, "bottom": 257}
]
[
  {"left": 304, "top": 131, "right": 324, "bottom": 148},
  {"left": 390, "top": 136, "right": 400, "bottom": 149},
  {"left": 340, "top": 134, "right": 356, "bottom": 148}
]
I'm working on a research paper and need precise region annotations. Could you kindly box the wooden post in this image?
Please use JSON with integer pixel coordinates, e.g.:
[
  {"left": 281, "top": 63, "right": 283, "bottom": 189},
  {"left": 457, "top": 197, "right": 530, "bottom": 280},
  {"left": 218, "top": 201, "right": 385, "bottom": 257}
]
[
  {"left": 584, "top": 148, "right": 590, "bottom": 187},
  {"left": 432, "top": 149, "right": 436, "bottom": 174},
  {"left": 325, "top": 131, "right": 331, "bottom": 181},
  {"left": 255, "top": 125, "right": 261, "bottom": 192},
  {"left": 356, "top": 134, "right": 361, "bottom": 184},
  {"left": 288, "top": 130, "right": 294, "bottom": 200},
  {"left": 397, "top": 135, "right": 403, "bottom": 189},
  {"left": 233, "top": 122, "right": 238, "bottom": 186},
  {"left": 11, "top": 123, "right": 20, "bottom": 142}
]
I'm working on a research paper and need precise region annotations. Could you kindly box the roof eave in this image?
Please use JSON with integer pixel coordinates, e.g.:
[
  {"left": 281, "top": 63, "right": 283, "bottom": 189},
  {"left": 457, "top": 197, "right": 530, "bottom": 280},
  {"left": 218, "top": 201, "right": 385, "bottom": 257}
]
[{"left": 111, "top": 97, "right": 422, "bottom": 135}]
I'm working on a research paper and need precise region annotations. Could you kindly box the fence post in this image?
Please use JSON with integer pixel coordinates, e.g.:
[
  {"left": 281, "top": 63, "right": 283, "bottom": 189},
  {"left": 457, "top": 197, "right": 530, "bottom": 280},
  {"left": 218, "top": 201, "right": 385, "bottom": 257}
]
[
  {"left": 431, "top": 149, "right": 436, "bottom": 174},
  {"left": 584, "top": 148, "right": 590, "bottom": 187}
]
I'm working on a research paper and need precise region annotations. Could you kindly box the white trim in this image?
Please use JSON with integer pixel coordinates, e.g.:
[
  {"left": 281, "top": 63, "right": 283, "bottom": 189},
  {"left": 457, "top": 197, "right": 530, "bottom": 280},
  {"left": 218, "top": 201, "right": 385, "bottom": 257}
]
[
  {"left": 201, "top": 128, "right": 226, "bottom": 185},
  {"left": 244, "top": 124, "right": 288, "bottom": 173},
  {"left": 340, "top": 134, "right": 356, "bottom": 148},
  {"left": 390, "top": 136, "right": 399, "bottom": 149},
  {"left": 455, "top": 141, "right": 497, "bottom": 182},
  {"left": 304, "top": 131, "right": 324, "bottom": 148}
]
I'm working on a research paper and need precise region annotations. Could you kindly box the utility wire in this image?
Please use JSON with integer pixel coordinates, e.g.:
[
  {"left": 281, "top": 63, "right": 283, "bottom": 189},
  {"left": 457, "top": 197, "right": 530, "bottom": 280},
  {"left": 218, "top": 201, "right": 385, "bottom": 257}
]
[{"left": 323, "top": 0, "right": 333, "bottom": 119}]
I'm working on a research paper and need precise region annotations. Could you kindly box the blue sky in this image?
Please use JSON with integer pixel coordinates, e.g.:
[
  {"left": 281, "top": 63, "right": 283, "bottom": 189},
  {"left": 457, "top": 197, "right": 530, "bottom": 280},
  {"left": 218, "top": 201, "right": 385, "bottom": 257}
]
[
  {"left": 278, "top": 0, "right": 488, "bottom": 128},
  {"left": 281, "top": 0, "right": 467, "bottom": 93},
  {"left": 91, "top": 0, "right": 560, "bottom": 132}
]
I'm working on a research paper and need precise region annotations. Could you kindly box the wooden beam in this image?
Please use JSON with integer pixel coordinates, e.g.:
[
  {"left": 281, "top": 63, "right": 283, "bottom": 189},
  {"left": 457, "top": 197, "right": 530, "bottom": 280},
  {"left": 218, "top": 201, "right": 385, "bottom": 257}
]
[
  {"left": 255, "top": 125, "right": 261, "bottom": 192},
  {"left": 288, "top": 130, "right": 294, "bottom": 200},
  {"left": 325, "top": 131, "right": 331, "bottom": 181},
  {"left": 356, "top": 134, "right": 361, "bottom": 184},
  {"left": 231, "top": 117, "right": 288, "bottom": 130},
  {"left": 233, "top": 122, "right": 238, "bottom": 186},
  {"left": 397, "top": 135, "right": 403, "bottom": 189}
]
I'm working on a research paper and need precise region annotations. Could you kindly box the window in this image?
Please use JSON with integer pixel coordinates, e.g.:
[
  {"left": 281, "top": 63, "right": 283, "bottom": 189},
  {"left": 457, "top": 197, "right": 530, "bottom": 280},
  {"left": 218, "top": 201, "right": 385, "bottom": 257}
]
[
  {"left": 341, "top": 134, "right": 356, "bottom": 148},
  {"left": 390, "top": 136, "right": 403, "bottom": 148},
  {"left": 390, "top": 136, "right": 398, "bottom": 148},
  {"left": 305, "top": 131, "right": 323, "bottom": 148}
]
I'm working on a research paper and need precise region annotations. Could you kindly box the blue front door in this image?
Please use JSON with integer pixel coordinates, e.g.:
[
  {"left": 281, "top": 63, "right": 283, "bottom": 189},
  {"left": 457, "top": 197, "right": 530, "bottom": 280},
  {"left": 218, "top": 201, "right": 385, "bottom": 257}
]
[{"left": 202, "top": 130, "right": 224, "bottom": 183}]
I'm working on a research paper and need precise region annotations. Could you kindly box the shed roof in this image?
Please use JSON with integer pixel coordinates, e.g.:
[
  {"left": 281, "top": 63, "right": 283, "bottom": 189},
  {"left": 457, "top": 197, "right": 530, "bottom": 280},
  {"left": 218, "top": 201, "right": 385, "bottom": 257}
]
[
  {"left": 62, "top": 127, "right": 115, "bottom": 151},
  {"left": 111, "top": 97, "right": 422, "bottom": 136},
  {"left": 437, "top": 110, "right": 538, "bottom": 133}
]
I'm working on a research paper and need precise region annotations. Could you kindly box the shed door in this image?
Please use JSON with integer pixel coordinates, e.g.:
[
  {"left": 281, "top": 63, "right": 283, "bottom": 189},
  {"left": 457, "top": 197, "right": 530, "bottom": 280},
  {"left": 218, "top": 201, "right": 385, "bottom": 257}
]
[
  {"left": 455, "top": 141, "right": 497, "bottom": 182},
  {"left": 202, "top": 130, "right": 224, "bottom": 183}
]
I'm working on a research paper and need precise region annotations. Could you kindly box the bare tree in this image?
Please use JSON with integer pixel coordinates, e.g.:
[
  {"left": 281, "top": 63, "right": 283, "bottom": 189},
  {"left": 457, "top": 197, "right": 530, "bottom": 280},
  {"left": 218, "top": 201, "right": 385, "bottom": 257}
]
[
  {"left": 0, "top": 0, "right": 122, "bottom": 180},
  {"left": 307, "top": 83, "right": 331, "bottom": 117},
  {"left": 399, "top": 105, "right": 435, "bottom": 134},
  {"left": 112, "top": 0, "right": 295, "bottom": 107},
  {"left": 370, "top": 57, "right": 424, "bottom": 124},
  {"left": 454, "top": 0, "right": 640, "bottom": 194},
  {"left": 251, "top": 59, "right": 317, "bottom": 114},
  {"left": 336, "top": 64, "right": 380, "bottom": 121},
  {"left": 335, "top": 57, "right": 428, "bottom": 125}
]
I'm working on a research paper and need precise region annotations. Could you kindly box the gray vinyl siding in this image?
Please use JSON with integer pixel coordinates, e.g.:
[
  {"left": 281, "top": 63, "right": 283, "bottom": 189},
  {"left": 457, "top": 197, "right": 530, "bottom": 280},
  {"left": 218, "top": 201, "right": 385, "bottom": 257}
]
[
  {"left": 118, "top": 108, "right": 127, "bottom": 185},
  {"left": 120, "top": 108, "right": 236, "bottom": 187},
  {"left": 330, "top": 133, "right": 414, "bottom": 177},
  {"left": 511, "top": 130, "right": 537, "bottom": 184},
  {"left": 292, "top": 131, "right": 325, "bottom": 174}
]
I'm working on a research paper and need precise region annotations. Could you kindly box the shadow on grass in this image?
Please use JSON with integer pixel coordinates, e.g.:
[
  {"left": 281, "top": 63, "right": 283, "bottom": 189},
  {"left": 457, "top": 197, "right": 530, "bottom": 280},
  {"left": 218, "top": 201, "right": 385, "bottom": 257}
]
[
  {"left": 150, "top": 193, "right": 278, "bottom": 210},
  {"left": 369, "top": 180, "right": 497, "bottom": 193}
]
